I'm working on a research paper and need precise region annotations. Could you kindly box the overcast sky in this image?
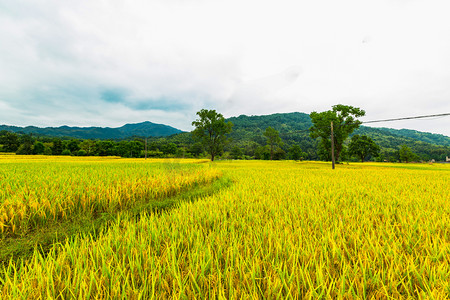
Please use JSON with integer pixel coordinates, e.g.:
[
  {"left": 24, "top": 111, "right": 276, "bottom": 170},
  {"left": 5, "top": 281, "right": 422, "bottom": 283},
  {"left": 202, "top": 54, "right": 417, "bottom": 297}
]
[{"left": 1, "top": 0, "right": 449, "bottom": 136}]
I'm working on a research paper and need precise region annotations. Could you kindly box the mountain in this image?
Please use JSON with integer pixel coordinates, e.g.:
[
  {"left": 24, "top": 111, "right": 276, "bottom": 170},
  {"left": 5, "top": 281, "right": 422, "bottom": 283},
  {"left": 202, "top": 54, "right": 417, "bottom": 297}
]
[
  {"left": 222, "top": 112, "right": 450, "bottom": 161},
  {"left": 1, "top": 112, "right": 448, "bottom": 161},
  {"left": 0, "top": 121, "right": 183, "bottom": 139},
  {"left": 364, "top": 127, "right": 450, "bottom": 147}
]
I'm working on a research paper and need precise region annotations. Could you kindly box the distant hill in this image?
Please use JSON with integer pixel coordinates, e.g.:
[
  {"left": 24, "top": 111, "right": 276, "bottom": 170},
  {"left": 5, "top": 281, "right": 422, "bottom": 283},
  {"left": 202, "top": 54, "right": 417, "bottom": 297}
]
[
  {"left": 0, "top": 121, "right": 183, "bottom": 139},
  {"left": 364, "top": 127, "right": 450, "bottom": 147},
  {"left": 1, "top": 112, "right": 448, "bottom": 160},
  {"left": 223, "top": 112, "right": 450, "bottom": 161},
  {"left": 226, "top": 112, "right": 450, "bottom": 145}
]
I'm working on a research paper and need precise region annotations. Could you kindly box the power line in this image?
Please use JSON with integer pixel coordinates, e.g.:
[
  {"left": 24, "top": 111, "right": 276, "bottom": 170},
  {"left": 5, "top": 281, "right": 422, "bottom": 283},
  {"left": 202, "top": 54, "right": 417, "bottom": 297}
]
[
  {"left": 279, "top": 112, "right": 450, "bottom": 136},
  {"left": 361, "top": 113, "right": 450, "bottom": 124}
]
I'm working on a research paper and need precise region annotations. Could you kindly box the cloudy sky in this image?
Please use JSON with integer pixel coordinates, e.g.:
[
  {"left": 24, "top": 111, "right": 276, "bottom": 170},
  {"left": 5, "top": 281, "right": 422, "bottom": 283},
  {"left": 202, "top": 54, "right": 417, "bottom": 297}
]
[{"left": 1, "top": 0, "right": 449, "bottom": 136}]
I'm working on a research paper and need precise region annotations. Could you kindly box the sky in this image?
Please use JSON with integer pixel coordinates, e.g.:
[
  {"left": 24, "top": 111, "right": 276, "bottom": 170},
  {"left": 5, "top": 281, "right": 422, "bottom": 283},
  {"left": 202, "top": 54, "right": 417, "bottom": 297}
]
[{"left": 1, "top": 0, "right": 450, "bottom": 137}]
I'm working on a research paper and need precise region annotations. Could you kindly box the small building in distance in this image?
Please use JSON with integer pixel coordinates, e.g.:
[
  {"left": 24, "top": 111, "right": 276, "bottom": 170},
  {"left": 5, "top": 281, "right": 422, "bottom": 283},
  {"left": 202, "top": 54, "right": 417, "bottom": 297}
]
[{"left": 447, "top": 156, "right": 450, "bottom": 162}]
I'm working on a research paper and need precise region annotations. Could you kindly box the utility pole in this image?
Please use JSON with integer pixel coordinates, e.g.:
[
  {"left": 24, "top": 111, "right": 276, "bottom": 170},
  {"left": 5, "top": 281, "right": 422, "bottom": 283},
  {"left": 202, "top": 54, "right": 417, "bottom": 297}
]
[{"left": 331, "top": 121, "right": 335, "bottom": 170}]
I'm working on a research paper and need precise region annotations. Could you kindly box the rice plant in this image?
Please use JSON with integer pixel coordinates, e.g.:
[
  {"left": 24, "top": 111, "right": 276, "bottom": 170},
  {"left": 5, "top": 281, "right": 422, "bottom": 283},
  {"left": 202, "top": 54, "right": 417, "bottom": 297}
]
[{"left": 1, "top": 158, "right": 449, "bottom": 298}]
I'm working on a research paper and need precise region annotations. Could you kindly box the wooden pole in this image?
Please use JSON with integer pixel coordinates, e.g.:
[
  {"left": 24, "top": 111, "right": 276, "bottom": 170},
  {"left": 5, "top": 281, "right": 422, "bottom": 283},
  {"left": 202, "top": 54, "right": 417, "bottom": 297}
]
[{"left": 331, "top": 121, "right": 335, "bottom": 170}]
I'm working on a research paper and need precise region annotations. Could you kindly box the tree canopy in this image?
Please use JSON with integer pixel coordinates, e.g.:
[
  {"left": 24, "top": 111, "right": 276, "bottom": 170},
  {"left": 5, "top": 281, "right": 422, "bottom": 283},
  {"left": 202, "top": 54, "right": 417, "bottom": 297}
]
[
  {"left": 264, "top": 127, "right": 281, "bottom": 160},
  {"left": 191, "top": 109, "right": 233, "bottom": 161},
  {"left": 310, "top": 104, "right": 365, "bottom": 162},
  {"left": 348, "top": 135, "right": 380, "bottom": 162},
  {"left": 399, "top": 144, "right": 417, "bottom": 162}
]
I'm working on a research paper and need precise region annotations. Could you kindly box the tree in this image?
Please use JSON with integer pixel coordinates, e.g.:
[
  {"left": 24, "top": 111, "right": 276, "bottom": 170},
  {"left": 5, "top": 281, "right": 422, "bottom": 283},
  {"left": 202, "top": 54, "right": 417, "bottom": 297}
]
[
  {"left": 67, "top": 139, "right": 80, "bottom": 153},
  {"left": 161, "top": 143, "right": 177, "bottom": 155},
  {"left": 230, "top": 146, "right": 243, "bottom": 160},
  {"left": 310, "top": 104, "right": 365, "bottom": 162},
  {"left": 189, "top": 143, "right": 204, "bottom": 157},
  {"left": 96, "top": 140, "right": 115, "bottom": 156},
  {"left": 51, "top": 139, "right": 64, "bottom": 155},
  {"left": 192, "top": 109, "right": 233, "bottom": 161},
  {"left": 255, "top": 145, "right": 271, "bottom": 160},
  {"left": 0, "top": 132, "right": 20, "bottom": 152},
  {"left": 33, "top": 141, "right": 45, "bottom": 154},
  {"left": 273, "top": 147, "right": 286, "bottom": 160},
  {"left": 348, "top": 135, "right": 380, "bottom": 162},
  {"left": 61, "top": 149, "right": 72, "bottom": 156},
  {"left": 399, "top": 144, "right": 416, "bottom": 163},
  {"left": 264, "top": 127, "right": 281, "bottom": 160},
  {"left": 80, "top": 140, "right": 96, "bottom": 156},
  {"left": 289, "top": 144, "right": 306, "bottom": 161},
  {"left": 17, "top": 134, "right": 34, "bottom": 155},
  {"left": 129, "top": 140, "right": 144, "bottom": 157}
]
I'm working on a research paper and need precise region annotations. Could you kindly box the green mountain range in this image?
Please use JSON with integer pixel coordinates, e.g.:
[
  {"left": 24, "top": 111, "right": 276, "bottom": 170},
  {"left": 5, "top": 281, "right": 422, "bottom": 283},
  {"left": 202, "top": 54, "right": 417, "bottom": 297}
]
[
  {"left": 223, "top": 112, "right": 449, "bottom": 161},
  {"left": 1, "top": 112, "right": 449, "bottom": 161},
  {"left": 0, "top": 121, "right": 183, "bottom": 139}
]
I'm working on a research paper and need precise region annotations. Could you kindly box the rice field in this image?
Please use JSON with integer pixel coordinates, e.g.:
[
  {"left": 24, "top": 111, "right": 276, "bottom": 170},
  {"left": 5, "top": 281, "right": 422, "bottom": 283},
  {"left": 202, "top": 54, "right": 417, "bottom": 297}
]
[
  {"left": 1, "top": 156, "right": 450, "bottom": 299},
  {"left": 0, "top": 156, "right": 220, "bottom": 237}
]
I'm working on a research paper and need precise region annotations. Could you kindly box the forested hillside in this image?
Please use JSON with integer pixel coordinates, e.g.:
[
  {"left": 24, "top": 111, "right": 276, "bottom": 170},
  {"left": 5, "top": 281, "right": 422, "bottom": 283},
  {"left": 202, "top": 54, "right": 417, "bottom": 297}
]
[
  {"left": 0, "top": 121, "right": 182, "bottom": 139},
  {"left": 1, "top": 112, "right": 449, "bottom": 161},
  {"left": 221, "top": 112, "right": 449, "bottom": 161}
]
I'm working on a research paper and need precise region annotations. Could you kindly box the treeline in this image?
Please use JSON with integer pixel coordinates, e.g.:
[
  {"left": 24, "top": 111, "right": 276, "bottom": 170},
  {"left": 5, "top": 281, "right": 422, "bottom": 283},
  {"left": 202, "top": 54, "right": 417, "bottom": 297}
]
[
  {"left": 0, "top": 131, "right": 149, "bottom": 158},
  {"left": 1, "top": 128, "right": 448, "bottom": 162},
  {"left": 1, "top": 107, "right": 449, "bottom": 162},
  {"left": 0, "top": 130, "right": 221, "bottom": 158},
  {"left": 0, "top": 129, "right": 313, "bottom": 160},
  {"left": 354, "top": 127, "right": 449, "bottom": 162}
]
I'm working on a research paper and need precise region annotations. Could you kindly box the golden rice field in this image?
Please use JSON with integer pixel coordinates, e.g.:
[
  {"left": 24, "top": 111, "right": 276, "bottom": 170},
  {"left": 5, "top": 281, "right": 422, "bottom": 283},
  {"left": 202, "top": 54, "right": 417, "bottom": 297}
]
[
  {"left": 0, "top": 155, "right": 220, "bottom": 236},
  {"left": 1, "top": 155, "right": 450, "bottom": 299}
]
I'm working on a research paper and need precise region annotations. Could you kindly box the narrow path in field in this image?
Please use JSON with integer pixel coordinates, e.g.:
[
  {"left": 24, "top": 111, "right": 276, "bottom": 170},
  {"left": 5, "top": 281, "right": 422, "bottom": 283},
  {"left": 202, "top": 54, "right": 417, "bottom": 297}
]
[{"left": 0, "top": 176, "right": 232, "bottom": 265}]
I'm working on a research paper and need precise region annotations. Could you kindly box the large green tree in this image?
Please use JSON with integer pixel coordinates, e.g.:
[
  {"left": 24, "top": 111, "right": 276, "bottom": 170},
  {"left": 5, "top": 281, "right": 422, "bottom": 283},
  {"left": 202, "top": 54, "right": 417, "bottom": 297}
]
[
  {"left": 264, "top": 127, "right": 281, "bottom": 160},
  {"left": 348, "top": 135, "right": 380, "bottom": 162},
  {"left": 192, "top": 109, "right": 233, "bottom": 161},
  {"left": 310, "top": 104, "right": 365, "bottom": 162},
  {"left": 399, "top": 144, "right": 416, "bottom": 162}
]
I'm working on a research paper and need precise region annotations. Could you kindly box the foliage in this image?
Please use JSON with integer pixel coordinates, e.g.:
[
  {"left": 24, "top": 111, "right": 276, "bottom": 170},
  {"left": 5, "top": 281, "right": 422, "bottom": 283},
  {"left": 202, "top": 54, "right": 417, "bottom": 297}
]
[
  {"left": 61, "top": 149, "right": 72, "bottom": 156},
  {"left": 288, "top": 144, "right": 306, "bottom": 160},
  {"left": 52, "top": 139, "right": 64, "bottom": 155},
  {"left": 399, "top": 144, "right": 417, "bottom": 162},
  {"left": 0, "top": 131, "right": 20, "bottom": 152},
  {"left": 348, "top": 135, "right": 380, "bottom": 162},
  {"left": 379, "top": 128, "right": 450, "bottom": 146},
  {"left": 264, "top": 127, "right": 282, "bottom": 160},
  {"left": 255, "top": 145, "right": 271, "bottom": 160},
  {"left": 1, "top": 111, "right": 449, "bottom": 161},
  {"left": 230, "top": 146, "right": 243, "bottom": 159},
  {"left": 225, "top": 112, "right": 317, "bottom": 160},
  {"left": 353, "top": 126, "right": 449, "bottom": 162},
  {"left": 0, "top": 121, "right": 182, "bottom": 139},
  {"left": 33, "top": 141, "right": 45, "bottom": 154},
  {"left": 310, "top": 104, "right": 366, "bottom": 161},
  {"left": 191, "top": 109, "right": 233, "bottom": 161}
]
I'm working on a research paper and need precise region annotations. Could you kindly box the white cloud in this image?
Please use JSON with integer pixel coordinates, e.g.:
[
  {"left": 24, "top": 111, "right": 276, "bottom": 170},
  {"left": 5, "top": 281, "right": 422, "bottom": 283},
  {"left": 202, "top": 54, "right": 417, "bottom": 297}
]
[{"left": 0, "top": 0, "right": 449, "bottom": 136}]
